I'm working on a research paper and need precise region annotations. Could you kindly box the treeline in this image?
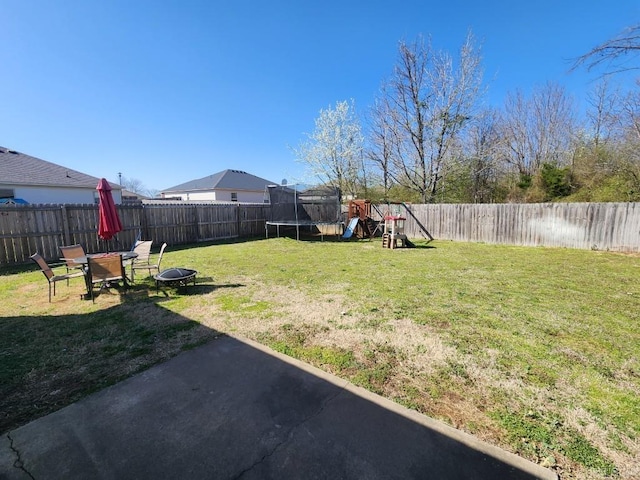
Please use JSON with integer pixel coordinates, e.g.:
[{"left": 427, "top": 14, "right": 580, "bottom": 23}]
[{"left": 295, "top": 31, "right": 640, "bottom": 204}]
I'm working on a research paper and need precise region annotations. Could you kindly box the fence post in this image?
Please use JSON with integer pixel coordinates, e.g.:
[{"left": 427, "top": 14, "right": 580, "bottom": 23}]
[
  {"left": 193, "top": 205, "right": 199, "bottom": 242},
  {"left": 61, "top": 205, "right": 71, "bottom": 245},
  {"left": 236, "top": 204, "right": 242, "bottom": 238},
  {"left": 139, "top": 204, "right": 150, "bottom": 240}
]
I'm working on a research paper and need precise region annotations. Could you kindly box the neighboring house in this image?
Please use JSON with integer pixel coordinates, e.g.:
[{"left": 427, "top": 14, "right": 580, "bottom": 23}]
[
  {"left": 121, "top": 189, "right": 147, "bottom": 204},
  {"left": 160, "top": 169, "right": 275, "bottom": 203},
  {"left": 0, "top": 146, "right": 122, "bottom": 204}
]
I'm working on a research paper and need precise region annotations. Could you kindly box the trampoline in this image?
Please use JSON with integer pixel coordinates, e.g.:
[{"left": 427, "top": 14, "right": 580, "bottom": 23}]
[{"left": 265, "top": 184, "right": 343, "bottom": 241}]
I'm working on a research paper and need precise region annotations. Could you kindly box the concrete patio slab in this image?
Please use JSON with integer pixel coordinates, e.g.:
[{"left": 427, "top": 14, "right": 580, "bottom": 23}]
[{"left": 1, "top": 335, "right": 556, "bottom": 479}]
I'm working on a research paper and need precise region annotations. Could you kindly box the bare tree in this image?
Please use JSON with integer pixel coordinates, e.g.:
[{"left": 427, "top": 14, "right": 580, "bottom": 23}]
[
  {"left": 573, "top": 24, "right": 640, "bottom": 74},
  {"left": 499, "top": 82, "right": 576, "bottom": 177},
  {"left": 366, "top": 88, "right": 396, "bottom": 199},
  {"left": 572, "top": 80, "right": 620, "bottom": 189},
  {"left": 571, "top": 79, "right": 640, "bottom": 200},
  {"left": 384, "top": 36, "right": 431, "bottom": 201},
  {"left": 427, "top": 34, "right": 486, "bottom": 201},
  {"left": 121, "top": 176, "right": 146, "bottom": 195},
  {"left": 585, "top": 79, "right": 620, "bottom": 148},
  {"left": 617, "top": 84, "right": 640, "bottom": 190},
  {"left": 294, "top": 99, "right": 364, "bottom": 197},
  {"left": 463, "top": 108, "right": 504, "bottom": 202},
  {"left": 375, "top": 32, "right": 484, "bottom": 202},
  {"left": 145, "top": 188, "right": 160, "bottom": 199}
]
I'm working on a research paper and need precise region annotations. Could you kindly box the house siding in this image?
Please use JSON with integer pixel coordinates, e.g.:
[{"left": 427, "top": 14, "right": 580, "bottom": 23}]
[
  {"left": 0, "top": 184, "right": 122, "bottom": 205},
  {"left": 184, "top": 191, "right": 217, "bottom": 201},
  {"left": 215, "top": 189, "right": 265, "bottom": 203},
  {"left": 169, "top": 189, "right": 265, "bottom": 203}
]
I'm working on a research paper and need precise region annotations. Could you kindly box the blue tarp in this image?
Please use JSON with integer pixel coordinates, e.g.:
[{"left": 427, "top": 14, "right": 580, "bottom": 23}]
[{"left": 0, "top": 198, "right": 28, "bottom": 205}]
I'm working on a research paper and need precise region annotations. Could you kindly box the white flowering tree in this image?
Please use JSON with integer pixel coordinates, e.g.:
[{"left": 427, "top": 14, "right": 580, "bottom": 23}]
[{"left": 294, "top": 99, "right": 364, "bottom": 198}]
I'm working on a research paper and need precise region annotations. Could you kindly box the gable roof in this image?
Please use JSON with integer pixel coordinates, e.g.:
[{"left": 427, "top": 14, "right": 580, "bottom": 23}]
[
  {"left": 161, "top": 169, "right": 276, "bottom": 193},
  {"left": 0, "top": 146, "right": 120, "bottom": 190}
]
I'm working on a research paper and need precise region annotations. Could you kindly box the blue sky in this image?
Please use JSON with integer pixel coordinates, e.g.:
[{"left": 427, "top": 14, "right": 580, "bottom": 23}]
[{"left": 2, "top": 0, "right": 639, "bottom": 193}]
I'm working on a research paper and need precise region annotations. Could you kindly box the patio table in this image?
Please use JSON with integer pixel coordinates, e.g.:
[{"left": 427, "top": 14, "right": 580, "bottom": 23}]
[{"left": 71, "top": 251, "right": 138, "bottom": 265}]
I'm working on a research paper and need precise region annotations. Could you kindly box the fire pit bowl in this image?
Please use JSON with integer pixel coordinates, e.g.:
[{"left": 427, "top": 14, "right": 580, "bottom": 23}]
[{"left": 154, "top": 268, "right": 197, "bottom": 290}]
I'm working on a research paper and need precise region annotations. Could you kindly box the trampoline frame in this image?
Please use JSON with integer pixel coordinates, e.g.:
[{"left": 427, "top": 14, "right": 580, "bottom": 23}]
[{"left": 264, "top": 184, "right": 343, "bottom": 241}]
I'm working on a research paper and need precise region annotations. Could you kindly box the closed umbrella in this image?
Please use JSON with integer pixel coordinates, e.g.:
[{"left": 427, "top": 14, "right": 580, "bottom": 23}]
[{"left": 97, "top": 178, "right": 122, "bottom": 247}]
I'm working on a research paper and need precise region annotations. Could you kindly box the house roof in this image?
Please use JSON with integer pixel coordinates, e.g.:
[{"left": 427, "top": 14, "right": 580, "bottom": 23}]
[
  {"left": 161, "top": 169, "right": 276, "bottom": 193},
  {"left": 0, "top": 146, "right": 121, "bottom": 190},
  {"left": 121, "top": 188, "right": 147, "bottom": 199}
]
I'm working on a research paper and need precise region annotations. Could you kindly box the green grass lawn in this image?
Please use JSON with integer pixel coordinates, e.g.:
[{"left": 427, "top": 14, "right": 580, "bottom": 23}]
[{"left": 1, "top": 237, "right": 638, "bottom": 479}]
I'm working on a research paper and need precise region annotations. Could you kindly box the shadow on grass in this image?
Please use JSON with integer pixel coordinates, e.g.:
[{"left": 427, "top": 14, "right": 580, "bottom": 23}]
[
  {"left": 82, "top": 276, "right": 244, "bottom": 301},
  {"left": 278, "top": 233, "right": 438, "bottom": 249},
  {"left": 410, "top": 243, "right": 437, "bottom": 249},
  {"left": 154, "top": 282, "right": 245, "bottom": 297},
  {"left": 0, "top": 298, "right": 221, "bottom": 434}
]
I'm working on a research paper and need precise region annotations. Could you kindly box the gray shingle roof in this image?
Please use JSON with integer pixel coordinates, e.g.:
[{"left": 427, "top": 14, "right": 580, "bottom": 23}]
[
  {"left": 0, "top": 146, "right": 120, "bottom": 190},
  {"left": 162, "top": 169, "right": 276, "bottom": 193}
]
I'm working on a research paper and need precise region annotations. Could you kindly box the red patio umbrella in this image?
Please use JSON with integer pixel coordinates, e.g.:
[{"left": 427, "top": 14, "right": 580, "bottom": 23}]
[{"left": 97, "top": 178, "right": 122, "bottom": 243}]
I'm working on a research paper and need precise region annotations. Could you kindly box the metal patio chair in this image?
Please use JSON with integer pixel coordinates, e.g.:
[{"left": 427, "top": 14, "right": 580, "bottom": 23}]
[
  {"left": 132, "top": 242, "right": 168, "bottom": 281},
  {"left": 30, "top": 252, "right": 86, "bottom": 302},
  {"left": 87, "top": 254, "right": 127, "bottom": 302},
  {"left": 59, "top": 244, "right": 87, "bottom": 283},
  {"left": 129, "top": 240, "right": 153, "bottom": 282}
]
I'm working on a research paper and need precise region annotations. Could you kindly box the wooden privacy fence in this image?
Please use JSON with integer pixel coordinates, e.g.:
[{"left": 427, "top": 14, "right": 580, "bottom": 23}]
[
  {"left": 0, "top": 203, "right": 269, "bottom": 266},
  {"left": 371, "top": 202, "right": 640, "bottom": 253},
  {"left": 2, "top": 201, "right": 639, "bottom": 266}
]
